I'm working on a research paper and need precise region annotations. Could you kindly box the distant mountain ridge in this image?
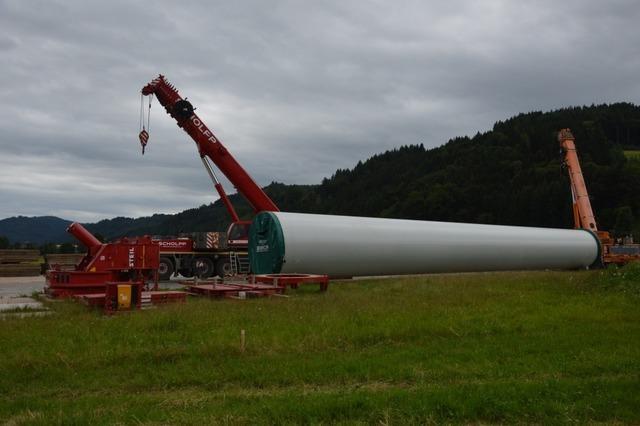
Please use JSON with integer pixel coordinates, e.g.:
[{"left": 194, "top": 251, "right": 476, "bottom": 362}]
[
  {"left": 2, "top": 102, "right": 639, "bottom": 245},
  {"left": 0, "top": 216, "right": 72, "bottom": 245}
]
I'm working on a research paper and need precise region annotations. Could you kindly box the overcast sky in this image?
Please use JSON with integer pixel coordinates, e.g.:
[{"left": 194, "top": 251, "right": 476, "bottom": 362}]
[{"left": 1, "top": 0, "right": 639, "bottom": 222}]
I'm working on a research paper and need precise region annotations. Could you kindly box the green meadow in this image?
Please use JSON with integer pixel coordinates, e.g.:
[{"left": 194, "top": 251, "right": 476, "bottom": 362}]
[{"left": 1, "top": 266, "right": 639, "bottom": 424}]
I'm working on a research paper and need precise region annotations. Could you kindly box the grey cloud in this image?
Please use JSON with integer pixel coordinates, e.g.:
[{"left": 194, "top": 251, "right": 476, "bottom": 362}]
[{"left": 0, "top": 0, "right": 639, "bottom": 222}]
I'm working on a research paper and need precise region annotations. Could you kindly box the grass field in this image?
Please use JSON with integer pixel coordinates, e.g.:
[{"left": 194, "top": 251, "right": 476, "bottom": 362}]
[
  {"left": 1, "top": 266, "right": 639, "bottom": 424},
  {"left": 624, "top": 150, "right": 640, "bottom": 159}
]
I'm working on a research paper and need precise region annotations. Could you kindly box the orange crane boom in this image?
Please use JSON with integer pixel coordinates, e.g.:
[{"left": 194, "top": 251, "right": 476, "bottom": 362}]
[
  {"left": 558, "top": 129, "right": 598, "bottom": 231},
  {"left": 559, "top": 128, "right": 640, "bottom": 266}
]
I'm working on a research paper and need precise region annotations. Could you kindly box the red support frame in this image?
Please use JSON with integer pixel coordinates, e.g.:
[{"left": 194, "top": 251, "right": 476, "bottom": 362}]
[{"left": 252, "top": 273, "right": 329, "bottom": 291}]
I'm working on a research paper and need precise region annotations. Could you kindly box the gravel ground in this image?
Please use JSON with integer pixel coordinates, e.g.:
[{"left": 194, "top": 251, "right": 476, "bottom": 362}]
[
  {"left": 0, "top": 275, "right": 188, "bottom": 295},
  {"left": 0, "top": 276, "right": 45, "bottom": 297}
]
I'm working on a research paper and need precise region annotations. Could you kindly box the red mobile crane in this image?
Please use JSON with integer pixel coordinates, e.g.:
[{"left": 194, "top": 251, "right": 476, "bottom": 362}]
[
  {"left": 140, "top": 75, "right": 279, "bottom": 279},
  {"left": 559, "top": 128, "right": 640, "bottom": 265}
]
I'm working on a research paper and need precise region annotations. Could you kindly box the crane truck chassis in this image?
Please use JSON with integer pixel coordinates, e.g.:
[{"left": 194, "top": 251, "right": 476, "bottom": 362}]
[{"left": 154, "top": 231, "right": 249, "bottom": 280}]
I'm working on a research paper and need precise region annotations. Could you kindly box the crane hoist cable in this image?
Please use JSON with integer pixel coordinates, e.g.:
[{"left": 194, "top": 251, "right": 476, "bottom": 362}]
[{"left": 138, "top": 93, "right": 152, "bottom": 154}]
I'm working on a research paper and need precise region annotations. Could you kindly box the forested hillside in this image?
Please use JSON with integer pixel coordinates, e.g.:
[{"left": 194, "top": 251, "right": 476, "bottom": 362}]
[
  {"left": 0, "top": 216, "right": 72, "bottom": 246},
  {"left": 309, "top": 103, "right": 640, "bottom": 232},
  {"left": 3, "top": 102, "right": 639, "bottom": 245}
]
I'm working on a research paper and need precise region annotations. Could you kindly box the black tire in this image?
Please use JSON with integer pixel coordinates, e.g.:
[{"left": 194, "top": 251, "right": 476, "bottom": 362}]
[
  {"left": 158, "top": 257, "right": 174, "bottom": 281},
  {"left": 215, "top": 258, "right": 232, "bottom": 278},
  {"left": 194, "top": 257, "right": 215, "bottom": 279}
]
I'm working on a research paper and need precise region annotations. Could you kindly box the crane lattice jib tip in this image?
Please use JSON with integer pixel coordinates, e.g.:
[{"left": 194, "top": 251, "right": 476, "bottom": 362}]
[
  {"left": 141, "top": 75, "right": 181, "bottom": 105},
  {"left": 558, "top": 128, "right": 575, "bottom": 142}
]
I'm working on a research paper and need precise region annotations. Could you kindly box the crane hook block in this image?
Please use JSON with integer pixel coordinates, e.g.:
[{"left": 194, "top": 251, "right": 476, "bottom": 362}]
[
  {"left": 139, "top": 129, "right": 149, "bottom": 155},
  {"left": 172, "top": 99, "right": 194, "bottom": 120}
]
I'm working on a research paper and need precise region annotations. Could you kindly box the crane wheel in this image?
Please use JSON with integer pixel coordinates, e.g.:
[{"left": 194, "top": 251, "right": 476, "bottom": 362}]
[
  {"left": 215, "top": 258, "right": 232, "bottom": 278},
  {"left": 194, "top": 257, "right": 215, "bottom": 279},
  {"left": 158, "top": 257, "right": 174, "bottom": 281}
]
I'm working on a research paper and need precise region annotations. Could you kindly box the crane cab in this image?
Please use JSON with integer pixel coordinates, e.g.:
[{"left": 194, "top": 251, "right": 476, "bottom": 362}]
[{"left": 227, "top": 221, "right": 251, "bottom": 249}]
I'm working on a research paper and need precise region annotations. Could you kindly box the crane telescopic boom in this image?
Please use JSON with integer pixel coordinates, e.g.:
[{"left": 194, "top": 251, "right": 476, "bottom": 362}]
[
  {"left": 558, "top": 128, "right": 597, "bottom": 231},
  {"left": 140, "top": 75, "right": 279, "bottom": 215},
  {"left": 558, "top": 127, "right": 640, "bottom": 266}
]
